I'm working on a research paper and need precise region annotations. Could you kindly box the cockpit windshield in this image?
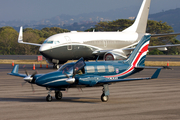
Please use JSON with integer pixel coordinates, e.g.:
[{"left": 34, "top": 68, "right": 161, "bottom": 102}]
[
  {"left": 58, "top": 63, "right": 75, "bottom": 73},
  {"left": 43, "top": 40, "right": 54, "bottom": 44},
  {"left": 58, "top": 57, "right": 86, "bottom": 75},
  {"left": 43, "top": 40, "right": 60, "bottom": 44}
]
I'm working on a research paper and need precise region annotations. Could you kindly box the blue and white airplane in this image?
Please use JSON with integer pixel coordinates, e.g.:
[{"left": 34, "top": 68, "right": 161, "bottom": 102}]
[
  {"left": 8, "top": 34, "right": 161, "bottom": 102},
  {"left": 17, "top": 0, "right": 180, "bottom": 69}
]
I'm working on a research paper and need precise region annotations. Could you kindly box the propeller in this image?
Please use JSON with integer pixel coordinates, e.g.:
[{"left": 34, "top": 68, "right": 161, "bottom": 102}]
[
  {"left": 63, "top": 70, "right": 76, "bottom": 84},
  {"left": 64, "top": 58, "right": 86, "bottom": 84},
  {"left": 22, "top": 66, "right": 37, "bottom": 92}
]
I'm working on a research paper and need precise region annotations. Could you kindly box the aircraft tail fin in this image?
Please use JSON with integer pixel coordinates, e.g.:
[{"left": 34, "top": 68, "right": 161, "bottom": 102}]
[
  {"left": 122, "top": 0, "right": 151, "bottom": 33},
  {"left": 11, "top": 64, "right": 19, "bottom": 74},
  {"left": 124, "top": 34, "right": 151, "bottom": 66}
]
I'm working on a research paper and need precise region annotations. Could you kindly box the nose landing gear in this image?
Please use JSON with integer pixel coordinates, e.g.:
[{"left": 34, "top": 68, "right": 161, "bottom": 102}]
[{"left": 46, "top": 89, "right": 63, "bottom": 102}]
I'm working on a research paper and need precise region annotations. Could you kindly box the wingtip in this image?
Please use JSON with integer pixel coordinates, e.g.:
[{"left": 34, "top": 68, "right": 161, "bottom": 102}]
[{"left": 18, "top": 26, "right": 23, "bottom": 43}]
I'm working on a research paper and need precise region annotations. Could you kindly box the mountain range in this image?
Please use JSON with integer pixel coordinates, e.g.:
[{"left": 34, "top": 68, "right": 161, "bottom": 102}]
[{"left": 1, "top": 7, "right": 180, "bottom": 33}]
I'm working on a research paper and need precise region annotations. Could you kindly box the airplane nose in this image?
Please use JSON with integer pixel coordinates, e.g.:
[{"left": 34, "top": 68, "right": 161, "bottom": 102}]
[
  {"left": 39, "top": 44, "right": 52, "bottom": 52},
  {"left": 35, "top": 77, "right": 46, "bottom": 86}
]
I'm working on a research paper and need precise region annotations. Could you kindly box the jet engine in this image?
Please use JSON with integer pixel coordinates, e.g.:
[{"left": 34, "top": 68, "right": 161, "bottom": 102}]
[{"left": 103, "top": 51, "right": 128, "bottom": 61}]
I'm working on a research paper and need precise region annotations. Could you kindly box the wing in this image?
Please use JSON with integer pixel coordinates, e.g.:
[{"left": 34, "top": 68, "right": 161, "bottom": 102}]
[
  {"left": 151, "top": 33, "right": 180, "bottom": 38},
  {"left": 18, "top": 26, "right": 42, "bottom": 46},
  {"left": 98, "top": 68, "right": 161, "bottom": 84}
]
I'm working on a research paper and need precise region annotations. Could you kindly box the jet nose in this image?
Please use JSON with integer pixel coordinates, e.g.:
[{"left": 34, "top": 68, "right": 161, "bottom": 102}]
[{"left": 39, "top": 44, "right": 52, "bottom": 52}]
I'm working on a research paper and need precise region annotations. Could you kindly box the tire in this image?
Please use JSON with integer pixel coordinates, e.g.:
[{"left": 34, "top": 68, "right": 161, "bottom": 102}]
[
  {"left": 55, "top": 91, "right": 62, "bottom": 100},
  {"left": 101, "top": 93, "right": 109, "bottom": 102},
  {"left": 46, "top": 95, "right": 52, "bottom": 102}
]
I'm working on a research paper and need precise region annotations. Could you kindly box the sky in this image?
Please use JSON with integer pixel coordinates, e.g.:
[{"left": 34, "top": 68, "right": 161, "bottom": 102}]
[{"left": 0, "top": 0, "right": 180, "bottom": 21}]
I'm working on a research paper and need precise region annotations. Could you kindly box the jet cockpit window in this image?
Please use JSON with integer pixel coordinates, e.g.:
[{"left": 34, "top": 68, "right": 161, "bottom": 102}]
[
  {"left": 46, "top": 41, "right": 54, "bottom": 44},
  {"left": 43, "top": 40, "right": 54, "bottom": 44}
]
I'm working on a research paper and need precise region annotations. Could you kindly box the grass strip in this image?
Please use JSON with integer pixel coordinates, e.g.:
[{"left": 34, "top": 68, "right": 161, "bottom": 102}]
[{"left": 0, "top": 59, "right": 180, "bottom": 66}]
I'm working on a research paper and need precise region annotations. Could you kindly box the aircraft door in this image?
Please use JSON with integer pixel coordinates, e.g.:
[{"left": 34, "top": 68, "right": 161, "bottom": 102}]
[
  {"left": 103, "top": 40, "right": 107, "bottom": 48},
  {"left": 65, "top": 36, "right": 72, "bottom": 50}
]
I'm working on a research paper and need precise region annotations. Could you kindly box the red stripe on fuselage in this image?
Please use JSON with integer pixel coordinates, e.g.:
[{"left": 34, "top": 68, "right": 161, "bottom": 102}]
[{"left": 104, "top": 44, "right": 149, "bottom": 78}]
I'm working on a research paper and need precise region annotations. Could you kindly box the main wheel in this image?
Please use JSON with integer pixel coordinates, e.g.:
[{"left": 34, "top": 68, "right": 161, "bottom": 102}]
[
  {"left": 55, "top": 91, "right": 62, "bottom": 100},
  {"left": 46, "top": 95, "right": 52, "bottom": 102},
  {"left": 101, "top": 93, "right": 109, "bottom": 102}
]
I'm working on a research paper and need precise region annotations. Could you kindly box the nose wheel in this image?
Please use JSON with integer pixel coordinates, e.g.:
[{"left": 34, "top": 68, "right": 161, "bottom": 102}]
[
  {"left": 46, "top": 89, "right": 52, "bottom": 102},
  {"left": 53, "top": 64, "right": 59, "bottom": 69},
  {"left": 46, "top": 89, "right": 63, "bottom": 102},
  {"left": 46, "top": 95, "right": 52, "bottom": 102}
]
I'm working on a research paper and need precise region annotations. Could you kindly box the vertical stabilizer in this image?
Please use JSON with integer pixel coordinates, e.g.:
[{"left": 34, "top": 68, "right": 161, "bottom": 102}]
[
  {"left": 11, "top": 64, "right": 19, "bottom": 74},
  {"left": 124, "top": 34, "right": 151, "bottom": 66},
  {"left": 122, "top": 0, "right": 151, "bottom": 33}
]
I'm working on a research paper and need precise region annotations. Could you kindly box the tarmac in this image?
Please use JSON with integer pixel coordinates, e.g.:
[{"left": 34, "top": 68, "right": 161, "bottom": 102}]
[{"left": 0, "top": 63, "right": 180, "bottom": 120}]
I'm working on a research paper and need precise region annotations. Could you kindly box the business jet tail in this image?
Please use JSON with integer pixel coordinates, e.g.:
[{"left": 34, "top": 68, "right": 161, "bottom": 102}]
[
  {"left": 18, "top": 26, "right": 42, "bottom": 46},
  {"left": 122, "top": 0, "right": 151, "bottom": 33}
]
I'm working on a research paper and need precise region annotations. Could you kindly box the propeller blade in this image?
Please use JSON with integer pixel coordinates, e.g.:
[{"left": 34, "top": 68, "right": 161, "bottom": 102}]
[
  {"left": 72, "top": 68, "right": 77, "bottom": 78},
  {"left": 31, "top": 70, "right": 37, "bottom": 78},
  {"left": 23, "top": 66, "right": 29, "bottom": 76},
  {"left": 63, "top": 71, "right": 70, "bottom": 78},
  {"left": 21, "top": 81, "right": 27, "bottom": 87},
  {"left": 31, "top": 84, "right": 35, "bottom": 92}
]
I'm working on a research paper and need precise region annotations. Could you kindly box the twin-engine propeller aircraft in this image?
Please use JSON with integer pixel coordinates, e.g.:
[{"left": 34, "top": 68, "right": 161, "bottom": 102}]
[
  {"left": 18, "top": 0, "right": 180, "bottom": 69},
  {"left": 9, "top": 34, "right": 161, "bottom": 102}
]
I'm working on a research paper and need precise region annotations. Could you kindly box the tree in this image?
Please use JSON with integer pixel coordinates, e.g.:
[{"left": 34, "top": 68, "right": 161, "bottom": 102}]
[
  {"left": 0, "top": 27, "right": 18, "bottom": 55},
  {"left": 85, "top": 19, "right": 180, "bottom": 55}
]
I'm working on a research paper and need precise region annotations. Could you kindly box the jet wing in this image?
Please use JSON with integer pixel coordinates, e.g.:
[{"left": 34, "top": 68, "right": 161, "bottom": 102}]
[
  {"left": 92, "top": 43, "right": 180, "bottom": 56},
  {"left": 122, "top": 44, "right": 180, "bottom": 52},
  {"left": 151, "top": 33, "right": 180, "bottom": 38},
  {"left": 98, "top": 68, "right": 161, "bottom": 84},
  {"left": 18, "top": 26, "right": 42, "bottom": 46}
]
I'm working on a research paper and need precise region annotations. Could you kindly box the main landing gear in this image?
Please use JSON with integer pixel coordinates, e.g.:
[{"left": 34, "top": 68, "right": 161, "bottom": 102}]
[
  {"left": 46, "top": 90, "right": 63, "bottom": 102},
  {"left": 101, "top": 84, "right": 109, "bottom": 102}
]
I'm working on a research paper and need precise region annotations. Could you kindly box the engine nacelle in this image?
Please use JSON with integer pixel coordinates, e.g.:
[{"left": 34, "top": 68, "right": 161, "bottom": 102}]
[{"left": 104, "top": 51, "right": 128, "bottom": 61}]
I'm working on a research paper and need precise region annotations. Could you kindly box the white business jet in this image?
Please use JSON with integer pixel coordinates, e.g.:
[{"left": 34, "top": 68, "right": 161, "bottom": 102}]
[{"left": 18, "top": 0, "right": 180, "bottom": 69}]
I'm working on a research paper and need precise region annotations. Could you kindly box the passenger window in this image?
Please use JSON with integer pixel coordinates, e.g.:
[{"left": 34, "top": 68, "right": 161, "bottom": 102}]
[
  {"left": 85, "top": 66, "right": 95, "bottom": 73},
  {"left": 108, "top": 66, "right": 114, "bottom": 72},
  {"left": 97, "top": 66, "right": 105, "bottom": 72}
]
